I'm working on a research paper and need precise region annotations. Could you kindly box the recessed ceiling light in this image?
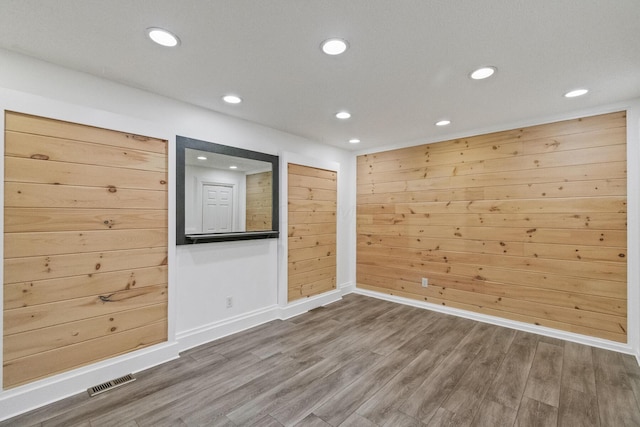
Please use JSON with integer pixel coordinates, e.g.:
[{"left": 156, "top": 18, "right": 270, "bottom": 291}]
[
  {"left": 435, "top": 120, "right": 451, "bottom": 126},
  {"left": 349, "top": 138, "right": 361, "bottom": 144},
  {"left": 321, "top": 38, "right": 349, "bottom": 55},
  {"left": 470, "top": 66, "right": 496, "bottom": 80},
  {"left": 197, "top": 156, "right": 207, "bottom": 160},
  {"left": 223, "top": 95, "right": 242, "bottom": 104},
  {"left": 229, "top": 165, "right": 238, "bottom": 169},
  {"left": 564, "top": 89, "right": 589, "bottom": 98},
  {"left": 147, "top": 27, "right": 180, "bottom": 47},
  {"left": 336, "top": 111, "right": 351, "bottom": 119}
]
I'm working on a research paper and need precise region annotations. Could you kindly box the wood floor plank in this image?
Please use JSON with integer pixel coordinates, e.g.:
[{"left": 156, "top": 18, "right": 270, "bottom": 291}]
[
  {"left": 523, "top": 341, "right": 564, "bottom": 407},
  {"left": 593, "top": 348, "right": 640, "bottom": 426},
  {"left": 438, "top": 327, "right": 515, "bottom": 425},
  {"left": 3, "top": 294, "right": 640, "bottom": 427},
  {"left": 483, "top": 331, "right": 539, "bottom": 410},
  {"left": 337, "top": 413, "right": 378, "bottom": 427},
  {"left": 356, "top": 349, "right": 442, "bottom": 425},
  {"left": 312, "top": 349, "right": 416, "bottom": 426},
  {"left": 227, "top": 349, "right": 378, "bottom": 425},
  {"left": 470, "top": 399, "right": 518, "bottom": 427},
  {"left": 514, "top": 396, "right": 558, "bottom": 427},
  {"left": 381, "top": 411, "right": 423, "bottom": 427},
  {"left": 561, "top": 341, "right": 597, "bottom": 395},
  {"left": 146, "top": 354, "right": 322, "bottom": 427},
  {"left": 557, "top": 387, "right": 600, "bottom": 427},
  {"left": 293, "top": 414, "right": 332, "bottom": 427}
]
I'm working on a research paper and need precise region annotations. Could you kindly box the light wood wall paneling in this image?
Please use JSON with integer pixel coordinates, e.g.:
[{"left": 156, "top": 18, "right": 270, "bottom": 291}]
[
  {"left": 5, "top": 182, "right": 167, "bottom": 210},
  {"left": 6, "top": 131, "right": 167, "bottom": 172},
  {"left": 5, "top": 112, "right": 167, "bottom": 153},
  {"left": 4, "top": 265, "right": 168, "bottom": 309},
  {"left": 357, "top": 212, "right": 627, "bottom": 230},
  {"left": 4, "top": 208, "right": 168, "bottom": 233},
  {"left": 4, "top": 303, "right": 167, "bottom": 361},
  {"left": 356, "top": 111, "right": 627, "bottom": 342},
  {"left": 4, "top": 247, "right": 168, "bottom": 283},
  {"left": 3, "top": 112, "right": 168, "bottom": 388},
  {"left": 287, "top": 164, "right": 337, "bottom": 302},
  {"left": 5, "top": 156, "right": 168, "bottom": 191},
  {"left": 5, "top": 229, "right": 167, "bottom": 258},
  {"left": 3, "top": 320, "right": 167, "bottom": 388},
  {"left": 4, "top": 284, "right": 168, "bottom": 336},
  {"left": 246, "top": 171, "right": 272, "bottom": 231}
]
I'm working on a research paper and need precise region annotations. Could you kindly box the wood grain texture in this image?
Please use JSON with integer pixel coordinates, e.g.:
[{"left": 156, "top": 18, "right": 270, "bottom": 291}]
[
  {"left": 245, "top": 170, "right": 272, "bottom": 231},
  {"left": 287, "top": 163, "right": 337, "bottom": 302},
  {"left": 356, "top": 111, "right": 627, "bottom": 342},
  {"left": 3, "top": 112, "right": 168, "bottom": 389},
  {"left": 2, "top": 294, "right": 640, "bottom": 426}
]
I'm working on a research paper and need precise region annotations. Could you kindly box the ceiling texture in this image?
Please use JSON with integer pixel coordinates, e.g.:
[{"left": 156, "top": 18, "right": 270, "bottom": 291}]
[{"left": 0, "top": 0, "right": 639, "bottom": 150}]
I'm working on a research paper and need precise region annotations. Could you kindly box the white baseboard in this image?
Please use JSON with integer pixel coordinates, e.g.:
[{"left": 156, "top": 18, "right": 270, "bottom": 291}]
[
  {"left": 176, "top": 286, "right": 348, "bottom": 352},
  {"left": 354, "top": 287, "right": 636, "bottom": 356},
  {"left": 176, "top": 305, "right": 281, "bottom": 353},
  {"left": 338, "top": 281, "right": 356, "bottom": 296},
  {"left": 0, "top": 341, "right": 180, "bottom": 422},
  {"left": 277, "top": 289, "right": 343, "bottom": 320}
]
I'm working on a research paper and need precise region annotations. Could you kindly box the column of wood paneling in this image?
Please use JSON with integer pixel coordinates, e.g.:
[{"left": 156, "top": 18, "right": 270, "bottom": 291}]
[
  {"left": 3, "top": 112, "right": 168, "bottom": 388},
  {"left": 288, "top": 164, "right": 337, "bottom": 301},
  {"left": 356, "top": 111, "right": 627, "bottom": 342},
  {"left": 246, "top": 171, "right": 272, "bottom": 231}
]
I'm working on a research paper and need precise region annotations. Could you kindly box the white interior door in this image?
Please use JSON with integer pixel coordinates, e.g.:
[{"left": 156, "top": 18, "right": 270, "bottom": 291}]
[{"left": 202, "top": 184, "right": 233, "bottom": 233}]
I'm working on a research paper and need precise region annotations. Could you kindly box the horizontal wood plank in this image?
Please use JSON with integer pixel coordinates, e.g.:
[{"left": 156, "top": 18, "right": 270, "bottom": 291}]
[
  {"left": 5, "top": 208, "right": 167, "bottom": 232},
  {"left": 5, "top": 156, "right": 167, "bottom": 191},
  {"left": 4, "top": 266, "right": 168, "bottom": 309},
  {"left": 3, "top": 303, "right": 167, "bottom": 361},
  {"left": 5, "top": 229, "right": 167, "bottom": 258},
  {"left": 4, "top": 284, "right": 168, "bottom": 335},
  {"left": 3, "top": 320, "right": 167, "bottom": 388},
  {"left": 5, "top": 111, "right": 167, "bottom": 154},
  {"left": 5, "top": 182, "right": 167, "bottom": 210},
  {"left": 4, "top": 247, "right": 168, "bottom": 283},
  {"left": 6, "top": 131, "right": 166, "bottom": 172}
]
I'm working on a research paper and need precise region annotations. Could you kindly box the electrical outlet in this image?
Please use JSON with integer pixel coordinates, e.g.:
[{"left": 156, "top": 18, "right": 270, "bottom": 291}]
[
  {"left": 421, "top": 278, "right": 429, "bottom": 288},
  {"left": 226, "top": 296, "right": 233, "bottom": 308}
]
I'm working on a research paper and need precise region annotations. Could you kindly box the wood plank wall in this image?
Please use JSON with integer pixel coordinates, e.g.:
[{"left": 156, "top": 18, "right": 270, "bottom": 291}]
[
  {"left": 357, "top": 112, "right": 627, "bottom": 342},
  {"left": 288, "top": 164, "right": 337, "bottom": 302},
  {"left": 246, "top": 171, "right": 272, "bottom": 231},
  {"left": 3, "top": 112, "right": 168, "bottom": 388}
]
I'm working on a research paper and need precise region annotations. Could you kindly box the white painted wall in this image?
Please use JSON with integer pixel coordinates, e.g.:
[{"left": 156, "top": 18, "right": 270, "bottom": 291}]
[{"left": 0, "top": 49, "right": 356, "bottom": 420}]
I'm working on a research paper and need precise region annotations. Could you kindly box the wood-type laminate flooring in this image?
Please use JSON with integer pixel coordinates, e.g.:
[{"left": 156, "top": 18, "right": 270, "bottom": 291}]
[{"left": 3, "top": 294, "right": 640, "bottom": 426}]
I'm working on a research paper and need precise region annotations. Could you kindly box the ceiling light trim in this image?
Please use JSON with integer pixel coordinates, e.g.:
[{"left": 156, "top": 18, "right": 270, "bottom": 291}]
[
  {"left": 146, "top": 27, "right": 180, "bottom": 47},
  {"left": 470, "top": 66, "right": 497, "bottom": 80},
  {"left": 223, "top": 95, "right": 243, "bottom": 104},
  {"left": 564, "top": 88, "right": 589, "bottom": 98},
  {"left": 321, "top": 38, "right": 349, "bottom": 55}
]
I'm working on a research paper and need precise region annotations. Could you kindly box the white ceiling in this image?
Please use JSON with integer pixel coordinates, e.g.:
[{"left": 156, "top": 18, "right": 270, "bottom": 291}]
[{"left": 0, "top": 0, "right": 639, "bottom": 150}]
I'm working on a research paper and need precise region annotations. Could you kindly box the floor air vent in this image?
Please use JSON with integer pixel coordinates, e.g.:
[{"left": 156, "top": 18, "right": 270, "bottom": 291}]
[{"left": 87, "top": 374, "right": 136, "bottom": 397}]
